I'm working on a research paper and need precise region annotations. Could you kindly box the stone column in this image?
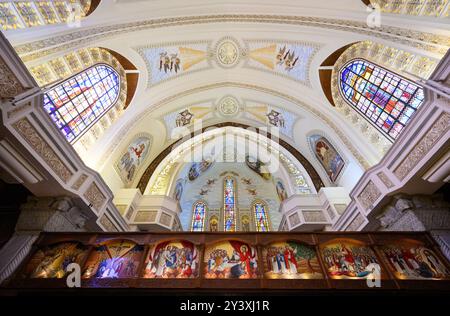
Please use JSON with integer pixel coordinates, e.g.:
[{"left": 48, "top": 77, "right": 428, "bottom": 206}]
[
  {"left": 0, "top": 196, "right": 89, "bottom": 284},
  {"left": 376, "top": 194, "right": 450, "bottom": 260}
]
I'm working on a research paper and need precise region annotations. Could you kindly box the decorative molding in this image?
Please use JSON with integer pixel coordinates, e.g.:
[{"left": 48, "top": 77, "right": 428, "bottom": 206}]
[
  {"left": 357, "top": 180, "right": 381, "bottom": 210},
  {"left": 160, "top": 212, "right": 172, "bottom": 227},
  {"left": 83, "top": 182, "right": 106, "bottom": 212},
  {"left": 71, "top": 174, "right": 88, "bottom": 190},
  {"left": 0, "top": 234, "right": 39, "bottom": 285},
  {"left": 15, "top": 15, "right": 449, "bottom": 62},
  {"left": 214, "top": 37, "right": 242, "bottom": 68},
  {"left": 0, "top": 55, "right": 26, "bottom": 98},
  {"left": 394, "top": 112, "right": 450, "bottom": 180},
  {"left": 345, "top": 212, "right": 365, "bottom": 231},
  {"left": 12, "top": 118, "right": 73, "bottom": 183},
  {"left": 98, "top": 214, "right": 118, "bottom": 232},
  {"left": 302, "top": 210, "right": 326, "bottom": 222},
  {"left": 289, "top": 212, "right": 300, "bottom": 227},
  {"left": 377, "top": 171, "right": 394, "bottom": 188},
  {"left": 333, "top": 203, "right": 347, "bottom": 215},
  {"left": 6, "top": 102, "right": 32, "bottom": 119},
  {"left": 134, "top": 211, "right": 157, "bottom": 222}
]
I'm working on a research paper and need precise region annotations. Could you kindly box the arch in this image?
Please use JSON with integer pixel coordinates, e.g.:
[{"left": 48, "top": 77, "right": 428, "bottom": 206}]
[
  {"left": 319, "top": 43, "right": 358, "bottom": 107},
  {"left": 251, "top": 199, "right": 271, "bottom": 232},
  {"left": 136, "top": 122, "right": 325, "bottom": 194},
  {"left": 308, "top": 134, "right": 346, "bottom": 183},
  {"left": 223, "top": 176, "right": 237, "bottom": 232},
  {"left": 191, "top": 200, "right": 207, "bottom": 232},
  {"left": 339, "top": 58, "right": 425, "bottom": 140},
  {"left": 44, "top": 63, "right": 120, "bottom": 143},
  {"left": 0, "top": 1, "right": 101, "bottom": 31}
]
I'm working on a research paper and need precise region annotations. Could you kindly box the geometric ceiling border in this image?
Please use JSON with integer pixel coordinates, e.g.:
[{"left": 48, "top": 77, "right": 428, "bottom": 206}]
[{"left": 16, "top": 14, "right": 448, "bottom": 61}]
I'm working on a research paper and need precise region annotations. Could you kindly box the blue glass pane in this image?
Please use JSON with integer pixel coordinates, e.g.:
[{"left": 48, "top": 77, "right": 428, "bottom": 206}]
[
  {"left": 339, "top": 59, "right": 424, "bottom": 139},
  {"left": 43, "top": 64, "right": 120, "bottom": 143}
]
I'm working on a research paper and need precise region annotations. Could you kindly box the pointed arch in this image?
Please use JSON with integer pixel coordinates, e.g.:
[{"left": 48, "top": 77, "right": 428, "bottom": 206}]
[
  {"left": 339, "top": 58, "right": 424, "bottom": 140},
  {"left": 251, "top": 200, "right": 271, "bottom": 232},
  {"left": 44, "top": 63, "right": 120, "bottom": 143},
  {"left": 191, "top": 200, "right": 207, "bottom": 232},
  {"left": 223, "top": 176, "right": 237, "bottom": 232}
]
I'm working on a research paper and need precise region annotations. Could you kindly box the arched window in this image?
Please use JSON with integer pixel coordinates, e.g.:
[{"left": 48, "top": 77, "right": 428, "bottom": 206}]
[
  {"left": 339, "top": 59, "right": 424, "bottom": 139},
  {"left": 252, "top": 201, "right": 270, "bottom": 232},
  {"left": 223, "top": 177, "right": 236, "bottom": 232},
  {"left": 44, "top": 64, "right": 120, "bottom": 143},
  {"left": 191, "top": 201, "right": 207, "bottom": 232}
]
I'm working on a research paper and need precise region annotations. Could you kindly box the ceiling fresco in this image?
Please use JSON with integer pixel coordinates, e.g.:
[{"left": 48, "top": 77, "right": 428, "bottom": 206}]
[
  {"left": 135, "top": 41, "right": 211, "bottom": 86},
  {"left": 245, "top": 40, "right": 320, "bottom": 86}
]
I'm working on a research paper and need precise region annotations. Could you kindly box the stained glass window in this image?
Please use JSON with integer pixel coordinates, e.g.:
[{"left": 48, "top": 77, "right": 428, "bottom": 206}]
[
  {"left": 253, "top": 202, "right": 270, "bottom": 232},
  {"left": 191, "top": 201, "right": 206, "bottom": 232},
  {"left": 44, "top": 64, "right": 120, "bottom": 143},
  {"left": 339, "top": 59, "right": 424, "bottom": 140},
  {"left": 223, "top": 177, "right": 236, "bottom": 232}
]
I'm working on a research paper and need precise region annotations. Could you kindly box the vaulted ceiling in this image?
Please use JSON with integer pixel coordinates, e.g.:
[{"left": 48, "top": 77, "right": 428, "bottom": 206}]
[{"left": 5, "top": 0, "right": 449, "bottom": 195}]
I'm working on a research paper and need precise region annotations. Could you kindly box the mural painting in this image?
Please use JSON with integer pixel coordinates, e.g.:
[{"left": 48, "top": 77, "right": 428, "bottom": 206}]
[
  {"left": 311, "top": 136, "right": 344, "bottom": 182},
  {"left": 380, "top": 241, "right": 450, "bottom": 280},
  {"left": 188, "top": 158, "right": 213, "bottom": 181},
  {"left": 174, "top": 179, "right": 184, "bottom": 201},
  {"left": 116, "top": 136, "right": 151, "bottom": 185},
  {"left": 82, "top": 240, "right": 144, "bottom": 279},
  {"left": 204, "top": 240, "right": 258, "bottom": 279},
  {"left": 21, "top": 242, "right": 88, "bottom": 278},
  {"left": 262, "top": 241, "right": 323, "bottom": 279},
  {"left": 320, "top": 240, "right": 380, "bottom": 279},
  {"left": 275, "top": 179, "right": 288, "bottom": 202},
  {"left": 143, "top": 240, "right": 199, "bottom": 278},
  {"left": 245, "top": 155, "right": 271, "bottom": 180}
]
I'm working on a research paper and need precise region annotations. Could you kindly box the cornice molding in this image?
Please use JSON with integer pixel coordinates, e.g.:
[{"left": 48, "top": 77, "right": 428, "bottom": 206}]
[{"left": 15, "top": 14, "right": 449, "bottom": 62}]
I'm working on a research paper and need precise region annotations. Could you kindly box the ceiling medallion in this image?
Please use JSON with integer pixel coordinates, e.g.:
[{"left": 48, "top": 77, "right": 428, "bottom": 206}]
[
  {"left": 215, "top": 39, "right": 240, "bottom": 68},
  {"left": 218, "top": 96, "right": 240, "bottom": 116}
]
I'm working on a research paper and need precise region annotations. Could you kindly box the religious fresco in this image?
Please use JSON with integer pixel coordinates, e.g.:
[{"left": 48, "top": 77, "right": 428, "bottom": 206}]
[
  {"left": 137, "top": 43, "right": 209, "bottom": 86},
  {"left": 116, "top": 136, "right": 151, "bottom": 185},
  {"left": 380, "top": 241, "right": 450, "bottom": 280},
  {"left": 174, "top": 179, "right": 184, "bottom": 201},
  {"left": 245, "top": 104, "right": 297, "bottom": 138},
  {"left": 204, "top": 240, "right": 258, "bottom": 279},
  {"left": 246, "top": 42, "right": 317, "bottom": 84},
  {"left": 320, "top": 240, "right": 380, "bottom": 279},
  {"left": 163, "top": 104, "right": 213, "bottom": 140},
  {"left": 188, "top": 158, "right": 213, "bottom": 181},
  {"left": 209, "top": 215, "right": 219, "bottom": 232},
  {"left": 21, "top": 242, "right": 88, "bottom": 278},
  {"left": 309, "top": 135, "right": 345, "bottom": 183},
  {"left": 262, "top": 241, "right": 323, "bottom": 279},
  {"left": 245, "top": 155, "right": 271, "bottom": 180},
  {"left": 143, "top": 240, "right": 199, "bottom": 279},
  {"left": 82, "top": 240, "right": 144, "bottom": 279},
  {"left": 275, "top": 179, "right": 288, "bottom": 202}
]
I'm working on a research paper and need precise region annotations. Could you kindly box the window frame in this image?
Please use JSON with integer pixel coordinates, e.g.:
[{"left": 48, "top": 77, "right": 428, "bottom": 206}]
[
  {"left": 338, "top": 58, "right": 424, "bottom": 141},
  {"left": 43, "top": 63, "right": 121, "bottom": 144}
]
